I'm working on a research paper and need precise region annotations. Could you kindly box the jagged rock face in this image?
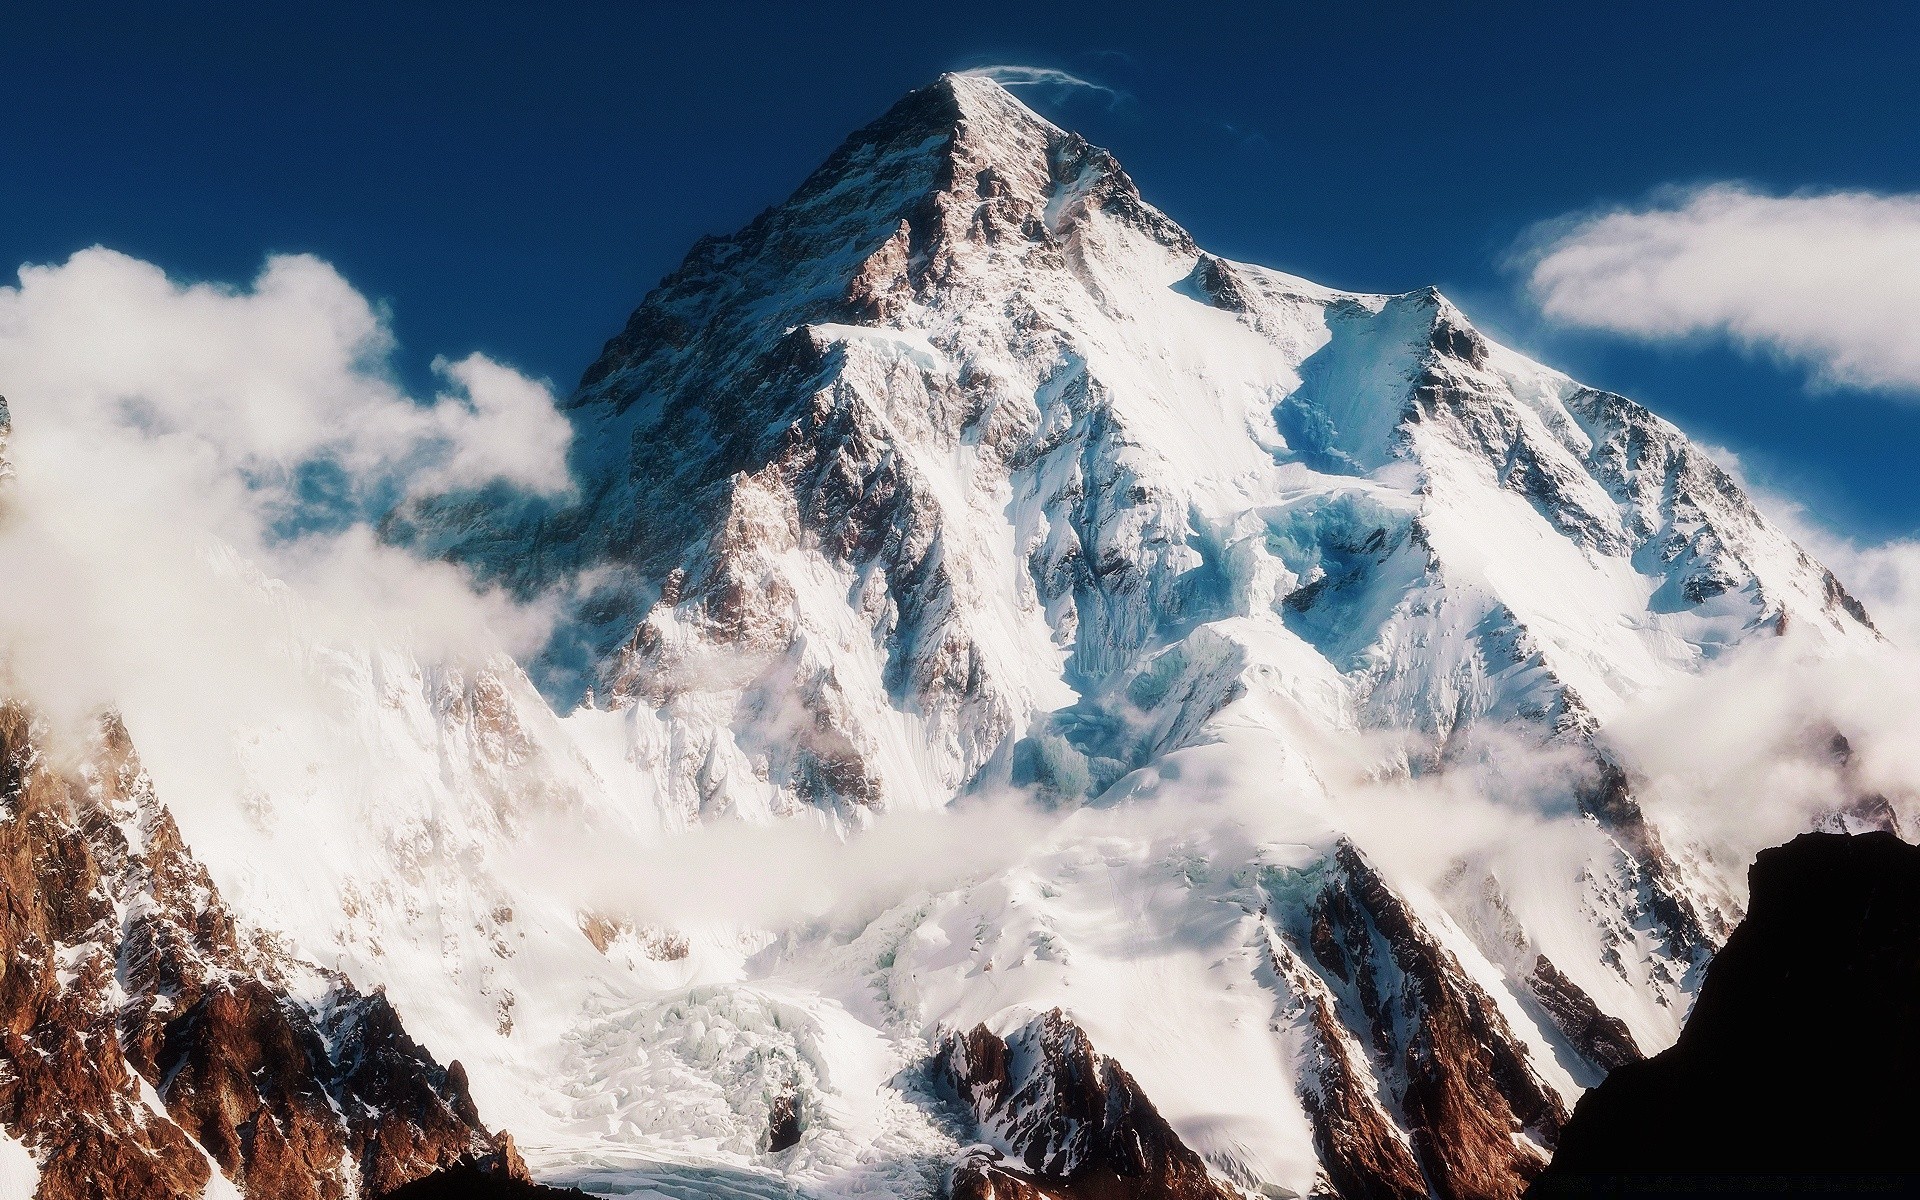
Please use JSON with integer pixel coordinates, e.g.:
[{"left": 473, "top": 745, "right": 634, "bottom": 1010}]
[
  {"left": 1812, "top": 731, "right": 1907, "bottom": 836},
  {"left": 1534, "top": 831, "right": 1920, "bottom": 1188},
  {"left": 1280, "top": 841, "right": 1564, "bottom": 1200},
  {"left": 1522, "top": 957, "right": 1642, "bottom": 1077},
  {"left": 1259, "top": 929, "right": 1428, "bottom": 1200},
  {"left": 0, "top": 703, "right": 498, "bottom": 1198},
  {"left": 937, "top": 1010, "right": 1237, "bottom": 1200}
]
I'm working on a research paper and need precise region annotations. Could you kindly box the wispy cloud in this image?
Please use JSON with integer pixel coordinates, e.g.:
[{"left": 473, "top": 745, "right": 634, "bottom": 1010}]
[
  {"left": 1520, "top": 184, "right": 1920, "bottom": 395},
  {"left": 959, "top": 64, "right": 1121, "bottom": 105},
  {"left": 1220, "top": 121, "right": 1272, "bottom": 152}
]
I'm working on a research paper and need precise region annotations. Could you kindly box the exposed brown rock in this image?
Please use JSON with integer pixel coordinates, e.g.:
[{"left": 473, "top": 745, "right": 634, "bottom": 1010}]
[
  {"left": 937, "top": 1009, "right": 1236, "bottom": 1200},
  {"left": 1574, "top": 759, "right": 1726, "bottom": 963},
  {"left": 1185, "top": 255, "right": 1252, "bottom": 313},
  {"left": 0, "top": 703, "right": 507, "bottom": 1198},
  {"left": 577, "top": 911, "right": 627, "bottom": 954},
  {"left": 948, "top": 1145, "right": 1069, "bottom": 1200},
  {"left": 1524, "top": 956, "right": 1641, "bottom": 1076},
  {"left": 1265, "top": 934, "right": 1428, "bottom": 1200},
  {"left": 766, "top": 1090, "right": 802, "bottom": 1152},
  {"left": 1304, "top": 841, "right": 1566, "bottom": 1200}
]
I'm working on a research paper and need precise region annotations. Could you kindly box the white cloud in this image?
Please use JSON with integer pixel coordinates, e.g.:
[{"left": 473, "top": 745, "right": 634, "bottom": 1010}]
[
  {"left": 0, "top": 247, "right": 571, "bottom": 741},
  {"left": 0, "top": 248, "right": 573, "bottom": 503},
  {"left": 1524, "top": 184, "right": 1920, "bottom": 393},
  {"left": 959, "top": 64, "right": 1119, "bottom": 102}
]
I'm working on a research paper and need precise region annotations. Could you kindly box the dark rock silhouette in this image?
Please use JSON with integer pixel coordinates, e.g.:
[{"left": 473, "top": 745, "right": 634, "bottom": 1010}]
[
  {"left": 1534, "top": 831, "right": 1920, "bottom": 1195},
  {"left": 378, "top": 1162, "right": 590, "bottom": 1200}
]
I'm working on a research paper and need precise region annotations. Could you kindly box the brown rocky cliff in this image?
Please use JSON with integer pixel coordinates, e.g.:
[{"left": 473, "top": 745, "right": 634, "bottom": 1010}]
[
  {"left": 1264, "top": 931, "right": 1429, "bottom": 1200},
  {"left": 0, "top": 703, "right": 506, "bottom": 1198},
  {"left": 1300, "top": 840, "right": 1567, "bottom": 1200},
  {"left": 936, "top": 1008, "right": 1237, "bottom": 1200}
]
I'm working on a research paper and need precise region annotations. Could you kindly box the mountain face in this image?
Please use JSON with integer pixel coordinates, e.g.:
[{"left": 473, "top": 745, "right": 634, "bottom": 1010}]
[
  {"left": 402, "top": 71, "right": 1867, "bottom": 828},
  {"left": 1534, "top": 831, "right": 1920, "bottom": 1191},
  {"left": 377, "top": 73, "right": 1894, "bottom": 1200},
  {"left": 6, "top": 75, "right": 1897, "bottom": 1200}
]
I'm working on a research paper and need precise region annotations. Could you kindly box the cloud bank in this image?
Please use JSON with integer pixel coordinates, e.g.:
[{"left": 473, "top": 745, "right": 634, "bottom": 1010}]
[
  {"left": 1524, "top": 184, "right": 1920, "bottom": 393},
  {"left": 0, "top": 247, "right": 572, "bottom": 744}
]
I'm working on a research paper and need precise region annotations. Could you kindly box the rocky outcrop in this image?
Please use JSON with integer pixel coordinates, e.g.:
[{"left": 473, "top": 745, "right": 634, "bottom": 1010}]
[
  {"left": 1264, "top": 932, "right": 1429, "bottom": 1200},
  {"left": 1535, "top": 831, "right": 1920, "bottom": 1189},
  {"left": 1294, "top": 841, "right": 1566, "bottom": 1200},
  {"left": 0, "top": 703, "right": 504, "bottom": 1197},
  {"left": 936, "top": 1009, "right": 1237, "bottom": 1200},
  {"left": 379, "top": 1162, "right": 587, "bottom": 1200},
  {"left": 1523, "top": 957, "right": 1641, "bottom": 1076},
  {"left": 1813, "top": 732, "right": 1906, "bottom": 837}
]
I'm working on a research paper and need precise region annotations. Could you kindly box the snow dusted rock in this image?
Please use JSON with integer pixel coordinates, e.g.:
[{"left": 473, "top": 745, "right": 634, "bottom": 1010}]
[
  {"left": 937, "top": 1009, "right": 1238, "bottom": 1200},
  {"left": 1522, "top": 956, "right": 1642, "bottom": 1078},
  {"left": 1810, "top": 732, "right": 1906, "bottom": 836},
  {"left": 0, "top": 705, "right": 506, "bottom": 1198},
  {"left": 1284, "top": 840, "right": 1565, "bottom": 1200},
  {"left": 1260, "top": 929, "right": 1428, "bottom": 1200}
]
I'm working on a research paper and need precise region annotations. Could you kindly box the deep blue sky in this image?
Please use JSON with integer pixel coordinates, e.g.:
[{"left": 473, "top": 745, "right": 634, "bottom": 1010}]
[{"left": 5, "top": 2, "right": 1918, "bottom": 538}]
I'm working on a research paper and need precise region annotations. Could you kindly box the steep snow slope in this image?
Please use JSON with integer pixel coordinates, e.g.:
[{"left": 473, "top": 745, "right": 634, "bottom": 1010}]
[
  {"left": 400, "top": 72, "right": 1866, "bottom": 827},
  {"left": 162, "top": 73, "right": 1886, "bottom": 1199},
  {"left": 109, "top": 550, "right": 656, "bottom": 1138}
]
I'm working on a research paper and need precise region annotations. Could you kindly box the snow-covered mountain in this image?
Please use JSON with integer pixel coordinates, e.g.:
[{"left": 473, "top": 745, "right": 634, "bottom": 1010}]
[
  {"left": 3, "top": 72, "right": 1896, "bottom": 1200},
  {"left": 387, "top": 72, "right": 1888, "bottom": 1199},
  {"left": 403, "top": 72, "right": 1867, "bottom": 823}
]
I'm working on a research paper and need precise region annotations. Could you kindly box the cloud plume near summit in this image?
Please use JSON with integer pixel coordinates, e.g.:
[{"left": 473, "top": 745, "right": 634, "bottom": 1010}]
[
  {"left": 1524, "top": 184, "right": 1920, "bottom": 394},
  {"left": 958, "top": 64, "right": 1119, "bottom": 102}
]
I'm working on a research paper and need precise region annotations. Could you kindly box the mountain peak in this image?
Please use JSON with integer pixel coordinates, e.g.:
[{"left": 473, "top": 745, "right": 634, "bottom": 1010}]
[
  {"left": 357, "top": 78, "right": 1901, "bottom": 1200},
  {"left": 419, "top": 65, "right": 1874, "bottom": 796},
  {"left": 896, "top": 70, "right": 1065, "bottom": 142},
  {"left": 778, "top": 68, "right": 1153, "bottom": 243},
  {"left": 791, "top": 71, "right": 1061, "bottom": 199}
]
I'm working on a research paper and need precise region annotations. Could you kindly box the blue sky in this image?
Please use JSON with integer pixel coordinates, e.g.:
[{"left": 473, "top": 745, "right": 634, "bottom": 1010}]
[{"left": 5, "top": 2, "right": 1918, "bottom": 538}]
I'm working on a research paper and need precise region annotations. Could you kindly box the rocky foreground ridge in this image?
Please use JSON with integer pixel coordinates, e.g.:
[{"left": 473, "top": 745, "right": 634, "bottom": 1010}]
[
  {"left": 1534, "top": 830, "right": 1920, "bottom": 1191},
  {"left": 0, "top": 699, "right": 530, "bottom": 1198}
]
